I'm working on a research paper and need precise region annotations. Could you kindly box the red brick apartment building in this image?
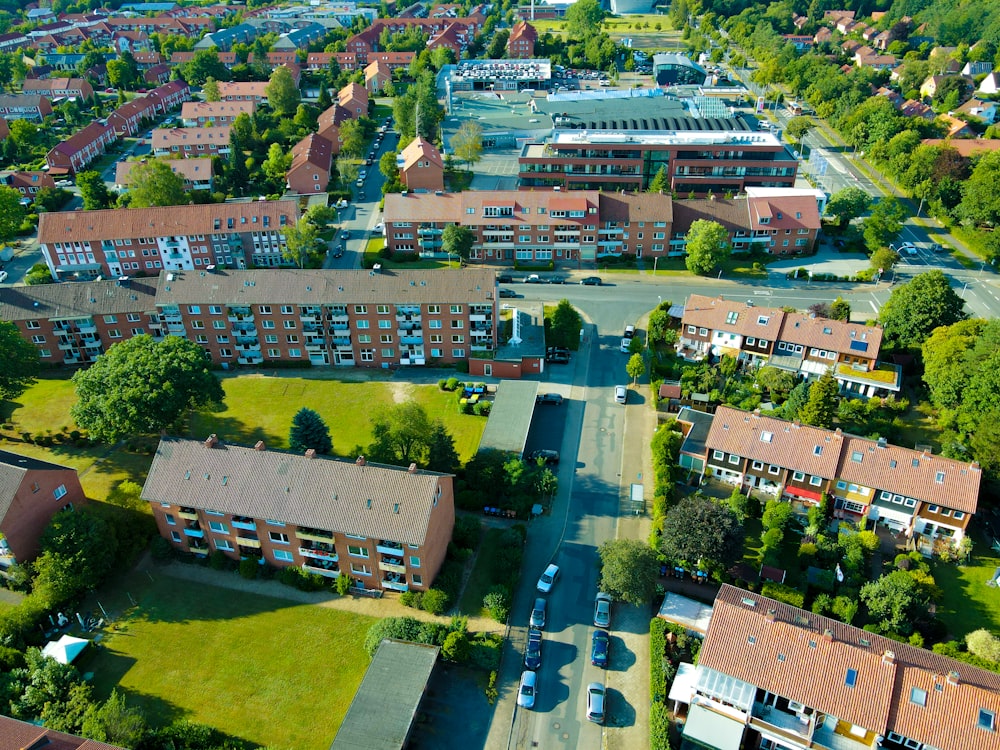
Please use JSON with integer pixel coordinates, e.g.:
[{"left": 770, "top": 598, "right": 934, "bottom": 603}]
[
  {"left": 143, "top": 436, "right": 455, "bottom": 593},
  {"left": 507, "top": 20, "right": 537, "bottom": 58},
  {"left": 22, "top": 76, "right": 94, "bottom": 99},
  {"left": 0, "top": 450, "right": 86, "bottom": 571},
  {"left": 151, "top": 125, "right": 231, "bottom": 158},
  {"left": 180, "top": 99, "right": 256, "bottom": 127},
  {"left": 0, "top": 268, "right": 498, "bottom": 369},
  {"left": 115, "top": 157, "right": 214, "bottom": 192},
  {"left": 286, "top": 133, "right": 333, "bottom": 194},
  {"left": 0, "top": 94, "right": 53, "bottom": 121},
  {"left": 398, "top": 136, "right": 444, "bottom": 192},
  {"left": 36, "top": 199, "right": 298, "bottom": 280}
]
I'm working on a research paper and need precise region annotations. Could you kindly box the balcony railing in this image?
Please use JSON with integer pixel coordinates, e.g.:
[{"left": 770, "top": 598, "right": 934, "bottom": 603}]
[
  {"left": 302, "top": 562, "right": 340, "bottom": 578},
  {"left": 300, "top": 546, "right": 339, "bottom": 561},
  {"left": 232, "top": 518, "right": 256, "bottom": 531},
  {"left": 178, "top": 507, "right": 199, "bottom": 521},
  {"left": 379, "top": 557, "right": 406, "bottom": 574},
  {"left": 189, "top": 542, "right": 210, "bottom": 555},
  {"left": 381, "top": 577, "right": 408, "bottom": 592},
  {"left": 183, "top": 523, "right": 204, "bottom": 538},
  {"left": 376, "top": 541, "right": 404, "bottom": 556},
  {"left": 236, "top": 535, "right": 261, "bottom": 549}
]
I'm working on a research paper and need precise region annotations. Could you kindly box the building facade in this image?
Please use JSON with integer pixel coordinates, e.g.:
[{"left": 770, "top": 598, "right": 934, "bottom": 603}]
[
  {"left": 143, "top": 436, "right": 455, "bottom": 593},
  {"left": 0, "top": 94, "right": 53, "bottom": 121},
  {"left": 507, "top": 20, "right": 537, "bottom": 58},
  {"left": 180, "top": 100, "right": 256, "bottom": 127},
  {"left": 286, "top": 133, "right": 333, "bottom": 194},
  {"left": 151, "top": 125, "right": 231, "bottom": 158},
  {"left": 398, "top": 136, "right": 444, "bottom": 192},
  {"left": 115, "top": 157, "right": 214, "bottom": 192}
]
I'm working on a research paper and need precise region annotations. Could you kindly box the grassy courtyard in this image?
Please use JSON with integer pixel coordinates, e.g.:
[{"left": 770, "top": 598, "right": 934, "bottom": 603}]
[{"left": 81, "top": 573, "right": 375, "bottom": 749}]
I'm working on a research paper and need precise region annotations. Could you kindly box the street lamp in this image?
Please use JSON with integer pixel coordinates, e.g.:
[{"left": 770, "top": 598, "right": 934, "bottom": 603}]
[{"left": 653, "top": 255, "right": 659, "bottom": 275}]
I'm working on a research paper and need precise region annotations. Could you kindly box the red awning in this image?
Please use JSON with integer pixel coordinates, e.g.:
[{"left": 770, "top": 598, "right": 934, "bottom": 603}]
[{"left": 784, "top": 486, "right": 822, "bottom": 502}]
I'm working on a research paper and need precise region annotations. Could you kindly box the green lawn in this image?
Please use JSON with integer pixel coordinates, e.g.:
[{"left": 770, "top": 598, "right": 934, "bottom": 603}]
[
  {"left": 933, "top": 532, "right": 1000, "bottom": 639},
  {"left": 458, "top": 526, "right": 503, "bottom": 616},
  {"left": 362, "top": 237, "right": 456, "bottom": 270},
  {"left": 81, "top": 573, "right": 375, "bottom": 750}
]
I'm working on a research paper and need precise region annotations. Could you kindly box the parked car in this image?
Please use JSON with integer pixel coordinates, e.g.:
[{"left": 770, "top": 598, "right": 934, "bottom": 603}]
[
  {"left": 586, "top": 682, "right": 606, "bottom": 723},
  {"left": 524, "top": 629, "right": 542, "bottom": 670},
  {"left": 333, "top": 245, "right": 344, "bottom": 259},
  {"left": 536, "top": 393, "right": 564, "bottom": 405},
  {"left": 546, "top": 351, "right": 570, "bottom": 364},
  {"left": 524, "top": 274, "right": 543, "bottom": 283},
  {"left": 373, "top": 222, "right": 384, "bottom": 234},
  {"left": 340, "top": 230, "right": 349, "bottom": 240},
  {"left": 55, "top": 179, "right": 73, "bottom": 187},
  {"left": 620, "top": 338, "right": 632, "bottom": 353},
  {"left": 498, "top": 287, "right": 517, "bottom": 298},
  {"left": 591, "top": 629, "right": 610, "bottom": 668},
  {"left": 581, "top": 276, "right": 602, "bottom": 285},
  {"left": 527, "top": 449, "right": 559, "bottom": 465},
  {"left": 518, "top": 670, "right": 537, "bottom": 709},
  {"left": 496, "top": 272, "right": 514, "bottom": 283},
  {"left": 548, "top": 275, "right": 566, "bottom": 284},
  {"left": 594, "top": 592, "right": 612, "bottom": 628},
  {"left": 0, "top": 270, "right": 8, "bottom": 284},
  {"left": 530, "top": 597, "right": 547, "bottom": 629},
  {"left": 624, "top": 324, "right": 635, "bottom": 339},
  {"left": 615, "top": 385, "right": 628, "bottom": 404},
  {"left": 536, "top": 563, "right": 560, "bottom": 593}
]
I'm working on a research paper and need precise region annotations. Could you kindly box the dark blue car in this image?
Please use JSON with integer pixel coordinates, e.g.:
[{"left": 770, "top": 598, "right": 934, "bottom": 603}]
[
  {"left": 525, "top": 629, "right": 542, "bottom": 670},
  {"left": 591, "top": 629, "right": 609, "bottom": 668}
]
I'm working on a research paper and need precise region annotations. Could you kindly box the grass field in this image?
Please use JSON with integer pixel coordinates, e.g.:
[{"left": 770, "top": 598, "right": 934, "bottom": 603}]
[
  {"left": 933, "top": 531, "right": 1000, "bottom": 639},
  {"left": 458, "top": 526, "right": 504, "bottom": 616},
  {"left": 81, "top": 573, "right": 375, "bottom": 750}
]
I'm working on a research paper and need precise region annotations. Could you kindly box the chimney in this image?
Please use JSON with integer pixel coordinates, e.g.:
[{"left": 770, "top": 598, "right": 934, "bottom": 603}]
[
  {"left": 947, "top": 671, "right": 960, "bottom": 687},
  {"left": 204, "top": 434, "right": 218, "bottom": 448},
  {"left": 882, "top": 650, "right": 895, "bottom": 666},
  {"left": 356, "top": 455, "right": 366, "bottom": 466},
  {"left": 408, "top": 462, "right": 418, "bottom": 473},
  {"left": 305, "top": 449, "right": 316, "bottom": 459},
  {"left": 254, "top": 440, "right": 266, "bottom": 451},
  {"left": 822, "top": 628, "right": 834, "bottom": 642},
  {"left": 877, "top": 437, "right": 887, "bottom": 449},
  {"left": 765, "top": 608, "right": 777, "bottom": 622}
]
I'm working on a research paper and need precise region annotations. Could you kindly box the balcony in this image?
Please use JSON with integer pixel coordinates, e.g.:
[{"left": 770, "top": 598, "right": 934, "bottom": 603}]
[
  {"left": 381, "top": 575, "right": 408, "bottom": 592},
  {"left": 189, "top": 542, "right": 210, "bottom": 555},
  {"left": 379, "top": 556, "right": 406, "bottom": 574},
  {"left": 77, "top": 324, "right": 97, "bottom": 334},
  {"left": 236, "top": 534, "right": 261, "bottom": 549},
  {"left": 228, "top": 313, "right": 254, "bottom": 324},
  {"left": 376, "top": 541, "right": 404, "bottom": 556},
  {"left": 57, "top": 342, "right": 76, "bottom": 351},
  {"left": 232, "top": 517, "right": 257, "bottom": 531},
  {"left": 178, "top": 507, "right": 199, "bottom": 521},
  {"left": 300, "top": 545, "right": 338, "bottom": 561},
  {"left": 183, "top": 522, "right": 204, "bottom": 538},
  {"left": 302, "top": 561, "right": 340, "bottom": 578},
  {"left": 238, "top": 355, "right": 263, "bottom": 365}
]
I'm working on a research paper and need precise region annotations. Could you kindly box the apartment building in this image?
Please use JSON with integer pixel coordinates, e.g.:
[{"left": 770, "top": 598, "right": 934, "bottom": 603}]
[
  {"left": 398, "top": 136, "right": 444, "bottom": 192},
  {"left": 683, "top": 406, "right": 980, "bottom": 545},
  {"left": 680, "top": 585, "right": 1000, "bottom": 750},
  {"left": 143, "top": 436, "right": 455, "bottom": 593},
  {"left": 115, "top": 157, "right": 214, "bottom": 192},
  {"left": 152, "top": 125, "right": 231, "bottom": 157},
  {"left": 0, "top": 170, "right": 55, "bottom": 201},
  {"left": 0, "top": 450, "right": 87, "bottom": 570},
  {"left": 507, "top": 20, "right": 537, "bottom": 58},
  {"left": 46, "top": 121, "right": 118, "bottom": 174},
  {"left": 518, "top": 127, "right": 797, "bottom": 195},
  {"left": 286, "top": 133, "right": 333, "bottom": 194},
  {"left": 217, "top": 80, "right": 270, "bottom": 104},
  {"left": 364, "top": 59, "right": 391, "bottom": 94},
  {"left": 676, "top": 295, "right": 899, "bottom": 396},
  {"left": 0, "top": 94, "right": 53, "bottom": 121},
  {"left": 22, "top": 77, "right": 95, "bottom": 99},
  {"left": 180, "top": 99, "right": 256, "bottom": 127},
  {"left": 37, "top": 199, "right": 297, "bottom": 280}
]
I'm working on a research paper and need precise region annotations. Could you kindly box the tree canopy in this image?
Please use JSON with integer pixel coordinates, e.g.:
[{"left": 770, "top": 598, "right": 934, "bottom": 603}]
[
  {"left": 289, "top": 407, "right": 333, "bottom": 455},
  {"left": 565, "top": 0, "right": 605, "bottom": 39},
  {"left": 442, "top": 224, "right": 475, "bottom": 260},
  {"left": 366, "top": 402, "right": 449, "bottom": 466},
  {"left": 861, "top": 196, "right": 906, "bottom": 250},
  {"left": 824, "top": 186, "right": 871, "bottom": 228},
  {"left": 598, "top": 538, "right": 659, "bottom": 606},
  {"left": 860, "top": 570, "right": 928, "bottom": 635},
  {"left": 70, "top": 335, "right": 224, "bottom": 442},
  {"left": 450, "top": 120, "right": 483, "bottom": 170},
  {"left": 797, "top": 371, "right": 840, "bottom": 428},
  {"left": 547, "top": 299, "right": 582, "bottom": 349},
  {"left": 660, "top": 495, "right": 743, "bottom": 571},
  {"left": 126, "top": 159, "right": 187, "bottom": 208},
  {"left": 684, "top": 219, "right": 730, "bottom": 275},
  {"left": 76, "top": 171, "right": 113, "bottom": 210},
  {"left": 878, "top": 270, "right": 966, "bottom": 349},
  {"left": 0, "top": 320, "right": 39, "bottom": 400},
  {"left": 0, "top": 186, "right": 26, "bottom": 242},
  {"left": 265, "top": 64, "right": 300, "bottom": 117}
]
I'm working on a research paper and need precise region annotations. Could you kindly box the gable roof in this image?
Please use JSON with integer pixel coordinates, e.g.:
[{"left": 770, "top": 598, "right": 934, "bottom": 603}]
[
  {"left": 289, "top": 132, "right": 333, "bottom": 173},
  {"left": 141, "top": 437, "right": 450, "bottom": 546},
  {"left": 0, "top": 714, "right": 125, "bottom": 750},
  {"left": 399, "top": 135, "right": 443, "bottom": 170},
  {"left": 680, "top": 295, "right": 786, "bottom": 340},
  {"left": 702, "top": 585, "right": 1000, "bottom": 750},
  {"left": 0, "top": 450, "right": 77, "bottom": 521},
  {"left": 0, "top": 277, "right": 158, "bottom": 322}
]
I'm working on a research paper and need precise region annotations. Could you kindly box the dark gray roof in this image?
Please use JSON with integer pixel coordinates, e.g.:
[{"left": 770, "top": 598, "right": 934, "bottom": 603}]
[
  {"left": 156, "top": 268, "right": 498, "bottom": 307},
  {"left": 0, "top": 278, "right": 157, "bottom": 322},
  {"left": 677, "top": 407, "right": 714, "bottom": 456},
  {"left": 0, "top": 450, "right": 76, "bottom": 522},
  {"left": 330, "top": 639, "right": 439, "bottom": 750},
  {"left": 479, "top": 380, "right": 542, "bottom": 455},
  {"left": 141, "top": 438, "right": 451, "bottom": 546}
]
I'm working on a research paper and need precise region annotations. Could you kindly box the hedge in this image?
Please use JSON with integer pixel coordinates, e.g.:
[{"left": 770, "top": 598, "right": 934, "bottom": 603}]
[
  {"left": 761, "top": 581, "right": 806, "bottom": 608},
  {"left": 650, "top": 617, "right": 667, "bottom": 703}
]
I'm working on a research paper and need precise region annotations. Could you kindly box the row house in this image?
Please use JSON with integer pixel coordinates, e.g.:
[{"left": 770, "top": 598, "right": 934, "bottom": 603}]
[
  {"left": 0, "top": 117, "right": 8, "bottom": 141},
  {"left": 338, "top": 82, "right": 368, "bottom": 118},
  {"left": 314, "top": 81, "right": 371, "bottom": 155},
  {"left": 194, "top": 22, "right": 260, "bottom": 52},
  {"left": 518, "top": 128, "right": 798, "bottom": 196},
  {"left": 180, "top": 100, "right": 256, "bottom": 127},
  {"left": 143, "top": 63, "right": 172, "bottom": 86},
  {"left": 152, "top": 125, "right": 231, "bottom": 158},
  {"left": 36, "top": 199, "right": 297, "bottom": 281},
  {"left": 679, "top": 585, "right": 1000, "bottom": 750},
  {"left": 0, "top": 713, "right": 124, "bottom": 750},
  {"left": 115, "top": 157, "right": 214, "bottom": 192},
  {"left": 0, "top": 94, "right": 53, "bottom": 122},
  {"left": 0, "top": 268, "right": 498, "bottom": 370},
  {"left": 345, "top": 16, "right": 481, "bottom": 64},
  {"left": 143, "top": 436, "right": 455, "bottom": 593},
  {"left": 217, "top": 80, "right": 271, "bottom": 104},
  {"left": 286, "top": 133, "right": 333, "bottom": 195},
  {"left": 686, "top": 406, "right": 979, "bottom": 545},
  {"left": 107, "top": 80, "right": 191, "bottom": 137},
  {"left": 507, "top": 20, "right": 537, "bottom": 59},
  {"left": 0, "top": 33, "right": 29, "bottom": 53},
  {"left": 0, "top": 170, "right": 56, "bottom": 201},
  {"left": 676, "top": 295, "right": 898, "bottom": 396},
  {"left": 22, "top": 77, "right": 94, "bottom": 100},
  {"left": 46, "top": 121, "right": 118, "bottom": 174},
  {"left": 271, "top": 22, "right": 326, "bottom": 51},
  {"left": 0, "top": 450, "right": 86, "bottom": 571}
]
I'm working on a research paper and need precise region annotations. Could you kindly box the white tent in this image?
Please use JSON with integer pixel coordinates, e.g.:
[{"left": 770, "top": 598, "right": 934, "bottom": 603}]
[{"left": 41, "top": 634, "right": 89, "bottom": 664}]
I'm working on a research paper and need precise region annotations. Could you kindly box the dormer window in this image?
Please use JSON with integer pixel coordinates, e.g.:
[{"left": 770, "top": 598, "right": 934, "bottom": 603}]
[{"left": 759, "top": 217, "right": 769, "bottom": 225}]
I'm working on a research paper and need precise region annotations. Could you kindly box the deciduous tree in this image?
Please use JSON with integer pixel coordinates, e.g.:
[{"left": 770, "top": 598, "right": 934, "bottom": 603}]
[
  {"left": 75, "top": 170, "right": 113, "bottom": 210},
  {"left": 180, "top": 49, "right": 230, "bottom": 86},
  {"left": 442, "top": 224, "right": 474, "bottom": 260},
  {"left": 0, "top": 320, "right": 39, "bottom": 400},
  {"left": 684, "top": 219, "right": 730, "bottom": 275},
  {"left": 202, "top": 76, "right": 220, "bottom": 102},
  {"left": 0, "top": 185, "right": 26, "bottom": 241},
  {"left": 451, "top": 120, "right": 483, "bottom": 170},
  {"left": 265, "top": 64, "right": 301, "bottom": 116},
  {"left": 547, "top": 299, "right": 582, "bottom": 349},
  {"left": 338, "top": 119, "right": 365, "bottom": 158},
  {"left": 598, "top": 538, "right": 659, "bottom": 606},
  {"left": 367, "top": 402, "right": 435, "bottom": 465},
  {"left": 70, "top": 335, "right": 224, "bottom": 442},
  {"left": 281, "top": 216, "right": 319, "bottom": 268},
  {"left": 921, "top": 318, "right": 986, "bottom": 409},
  {"left": 660, "top": 495, "right": 743, "bottom": 570},
  {"left": 824, "top": 186, "right": 871, "bottom": 228},
  {"left": 862, "top": 196, "right": 906, "bottom": 250},
  {"left": 879, "top": 270, "right": 967, "bottom": 349},
  {"left": 860, "top": 570, "right": 927, "bottom": 635},
  {"left": 626, "top": 352, "right": 645, "bottom": 384},
  {"left": 565, "top": 0, "right": 605, "bottom": 40},
  {"left": 126, "top": 158, "right": 187, "bottom": 208},
  {"left": 289, "top": 407, "right": 333, "bottom": 454},
  {"left": 797, "top": 370, "right": 840, "bottom": 428}
]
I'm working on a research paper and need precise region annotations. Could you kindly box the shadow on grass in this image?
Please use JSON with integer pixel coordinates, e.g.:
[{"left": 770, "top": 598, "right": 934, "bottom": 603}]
[
  {"left": 932, "top": 529, "right": 1000, "bottom": 639},
  {"left": 187, "top": 412, "right": 284, "bottom": 449}
]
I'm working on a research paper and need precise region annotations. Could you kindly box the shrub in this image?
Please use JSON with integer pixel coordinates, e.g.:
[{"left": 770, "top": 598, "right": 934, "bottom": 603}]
[
  {"left": 811, "top": 593, "right": 833, "bottom": 615},
  {"left": 442, "top": 630, "right": 470, "bottom": 662},
  {"left": 452, "top": 515, "right": 481, "bottom": 550},
  {"left": 438, "top": 379, "right": 448, "bottom": 390},
  {"left": 469, "top": 632, "right": 503, "bottom": 670},
  {"left": 278, "top": 566, "right": 325, "bottom": 591},
  {"left": 650, "top": 617, "right": 667, "bottom": 702},
  {"left": 761, "top": 582, "right": 805, "bottom": 608},
  {"left": 967, "top": 629, "right": 1000, "bottom": 663},
  {"left": 483, "top": 585, "right": 511, "bottom": 623},
  {"left": 208, "top": 551, "right": 230, "bottom": 570},
  {"left": 831, "top": 595, "right": 859, "bottom": 624},
  {"left": 239, "top": 558, "right": 259, "bottom": 580},
  {"left": 421, "top": 588, "right": 449, "bottom": 615},
  {"left": 485, "top": 670, "right": 498, "bottom": 704},
  {"left": 400, "top": 591, "right": 424, "bottom": 609},
  {"left": 336, "top": 574, "right": 352, "bottom": 596},
  {"left": 150, "top": 536, "right": 174, "bottom": 562},
  {"left": 650, "top": 702, "right": 671, "bottom": 750},
  {"left": 446, "top": 377, "right": 460, "bottom": 391}
]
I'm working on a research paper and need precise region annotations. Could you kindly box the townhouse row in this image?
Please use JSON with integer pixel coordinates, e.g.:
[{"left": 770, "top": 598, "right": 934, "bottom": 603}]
[
  {"left": 143, "top": 436, "right": 455, "bottom": 594},
  {"left": 678, "top": 405, "right": 981, "bottom": 546},
  {"left": 382, "top": 189, "right": 821, "bottom": 264},
  {"left": 682, "top": 585, "right": 1000, "bottom": 750},
  {"left": 676, "top": 294, "right": 900, "bottom": 397},
  {"left": 0, "top": 268, "right": 498, "bottom": 370}
]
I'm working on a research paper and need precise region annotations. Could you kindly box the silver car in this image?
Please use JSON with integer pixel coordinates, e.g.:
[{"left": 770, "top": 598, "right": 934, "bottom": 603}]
[
  {"left": 530, "top": 597, "right": 547, "bottom": 629},
  {"left": 518, "top": 670, "right": 537, "bottom": 709},
  {"left": 594, "top": 592, "right": 612, "bottom": 628},
  {"left": 586, "top": 682, "right": 606, "bottom": 723}
]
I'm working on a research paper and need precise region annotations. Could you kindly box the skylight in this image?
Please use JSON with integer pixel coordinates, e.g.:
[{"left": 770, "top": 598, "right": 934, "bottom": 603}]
[
  {"left": 760, "top": 432, "right": 774, "bottom": 443},
  {"left": 845, "top": 668, "right": 858, "bottom": 688},
  {"left": 813, "top": 446, "right": 823, "bottom": 456},
  {"left": 851, "top": 451, "right": 863, "bottom": 463},
  {"left": 910, "top": 687, "right": 927, "bottom": 707},
  {"left": 981, "top": 709, "right": 997, "bottom": 731}
]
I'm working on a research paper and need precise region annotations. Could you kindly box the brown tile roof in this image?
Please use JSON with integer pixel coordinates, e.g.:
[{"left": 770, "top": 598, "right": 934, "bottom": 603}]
[
  {"left": 384, "top": 190, "right": 600, "bottom": 227},
  {"left": 289, "top": 133, "right": 333, "bottom": 173},
  {"left": 672, "top": 198, "right": 749, "bottom": 235},
  {"left": 22, "top": 77, "right": 91, "bottom": 95},
  {"left": 152, "top": 125, "right": 231, "bottom": 150},
  {"left": 0, "top": 715, "right": 125, "bottom": 750},
  {"left": 778, "top": 310, "right": 883, "bottom": 356},
  {"left": 706, "top": 405, "right": 845, "bottom": 478},
  {"left": 180, "top": 100, "right": 256, "bottom": 120},
  {"left": 142, "top": 437, "right": 450, "bottom": 546},
  {"left": 920, "top": 138, "right": 1000, "bottom": 157},
  {"left": 509, "top": 20, "right": 537, "bottom": 44},
  {"left": 703, "top": 585, "right": 1000, "bottom": 750},
  {"left": 115, "top": 157, "right": 214, "bottom": 186},
  {"left": 217, "top": 81, "right": 269, "bottom": 99},
  {"left": 747, "top": 194, "right": 821, "bottom": 231},
  {"left": 837, "top": 435, "right": 980, "bottom": 513},
  {"left": 598, "top": 191, "right": 673, "bottom": 224},
  {"left": 0, "top": 277, "right": 157, "bottom": 322},
  {"left": 680, "top": 294, "right": 786, "bottom": 340},
  {"left": 400, "top": 135, "right": 443, "bottom": 170},
  {"left": 38, "top": 199, "right": 297, "bottom": 244},
  {"left": 153, "top": 267, "right": 497, "bottom": 307},
  {"left": 47, "top": 121, "right": 113, "bottom": 159}
]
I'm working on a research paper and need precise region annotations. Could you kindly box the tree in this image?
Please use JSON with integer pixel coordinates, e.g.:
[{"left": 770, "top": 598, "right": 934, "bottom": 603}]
[
  {"left": 367, "top": 402, "right": 435, "bottom": 465},
  {"left": 338, "top": 119, "right": 365, "bottom": 158},
  {"left": 830, "top": 296, "right": 851, "bottom": 321},
  {"left": 921, "top": 319, "right": 986, "bottom": 409},
  {"left": 317, "top": 84, "right": 331, "bottom": 109},
  {"left": 785, "top": 116, "right": 814, "bottom": 142},
  {"left": 70, "top": 335, "right": 224, "bottom": 442},
  {"left": 426, "top": 420, "right": 459, "bottom": 474},
  {"left": 565, "top": 0, "right": 605, "bottom": 40},
  {"left": 75, "top": 171, "right": 113, "bottom": 210},
  {"left": 266, "top": 64, "right": 301, "bottom": 117},
  {"left": 879, "top": 270, "right": 967, "bottom": 349},
  {"left": 660, "top": 495, "right": 743, "bottom": 570},
  {"left": 684, "top": 219, "right": 730, "bottom": 275},
  {"left": 24, "top": 262, "right": 54, "bottom": 286},
  {"left": 262, "top": 142, "right": 292, "bottom": 188},
  {"left": 486, "top": 29, "right": 509, "bottom": 59},
  {"left": 0, "top": 186, "right": 26, "bottom": 241},
  {"left": 547, "top": 299, "right": 582, "bottom": 349},
  {"left": 34, "top": 186, "right": 71, "bottom": 213},
  {"left": 861, "top": 196, "right": 906, "bottom": 250},
  {"left": 281, "top": 216, "right": 319, "bottom": 268},
  {"left": 7, "top": 119, "right": 38, "bottom": 159},
  {"left": 0, "top": 321, "right": 40, "bottom": 400},
  {"left": 780, "top": 380, "right": 810, "bottom": 421},
  {"left": 181, "top": 49, "right": 230, "bottom": 86},
  {"left": 202, "top": 76, "right": 220, "bottom": 102},
  {"left": 797, "top": 371, "right": 840, "bottom": 428},
  {"left": 860, "top": 570, "right": 927, "bottom": 635},
  {"left": 647, "top": 165, "right": 669, "bottom": 193},
  {"left": 81, "top": 690, "right": 146, "bottom": 747},
  {"left": 451, "top": 120, "right": 483, "bottom": 171},
  {"left": 626, "top": 352, "right": 645, "bottom": 384},
  {"left": 442, "top": 224, "right": 474, "bottom": 261},
  {"left": 35, "top": 507, "right": 117, "bottom": 604},
  {"left": 106, "top": 54, "right": 140, "bottom": 91},
  {"left": 755, "top": 366, "right": 795, "bottom": 401},
  {"left": 961, "top": 150, "right": 1000, "bottom": 227},
  {"left": 126, "top": 159, "right": 187, "bottom": 208},
  {"left": 289, "top": 407, "right": 333, "bottom": 454},
  {"left": 967, "top": 629, "right": 1000, "bottom": 663},
  {"left": 824, "top": 186, "right": 871, "bottom": 228},
  {"left": 646, "top": 302, "right": 674, "bottom": 346},
  {"left": 598, "top": 538, "right": 659, "bottom": 606}
]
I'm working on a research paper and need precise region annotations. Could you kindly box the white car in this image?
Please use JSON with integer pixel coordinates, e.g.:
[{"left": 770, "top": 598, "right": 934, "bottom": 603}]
[
  {"left": 897, "top": 242, "right": 918, "bottom": 256},
  {"left": 0, "top": 270, "right": 8, "bottom": 284},
  {"left": 537, "top": 563, "right": 559, "bottom": 593},
  {"left": 373, "top": 222, "right": 384, "bottom": 234},
  {"left": 55, "top": 179, "right": 73, "bottom": 188},
  {"left": 615, "top": 385, "right": 628, "bottom": 404},
  {"left": 594, "top": 592, "right": 612, "bottom": 628},
  {"left": 620, "top": 338, "right": 632, "bottom": 353},
  {"left": 518, "top": 670, "right": 537, "bottom": 709}
]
